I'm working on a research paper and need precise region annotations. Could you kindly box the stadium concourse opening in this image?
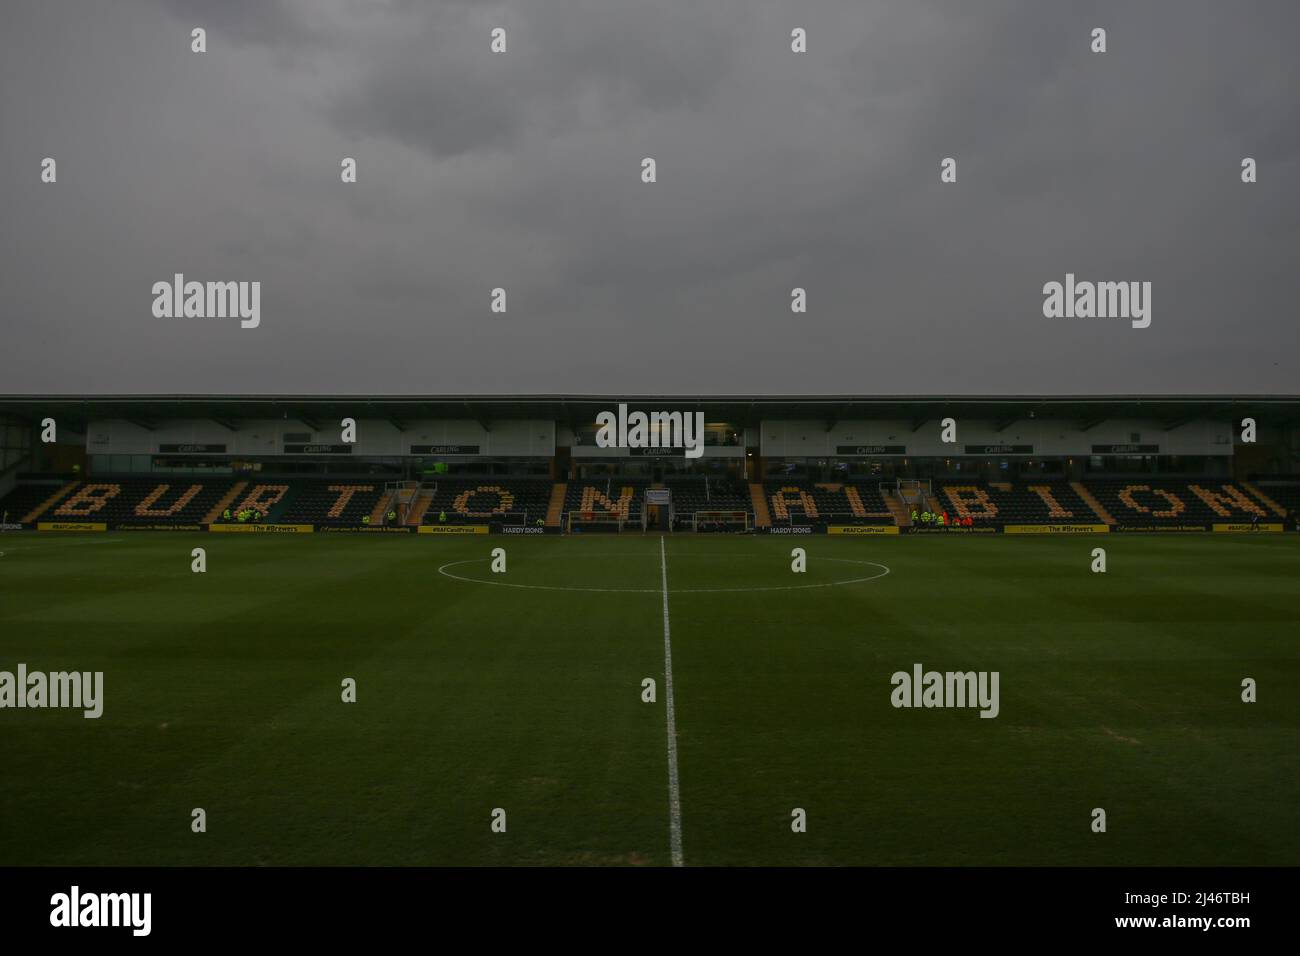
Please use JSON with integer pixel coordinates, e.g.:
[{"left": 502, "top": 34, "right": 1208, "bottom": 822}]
[{"left": 0, "top": 394, "right": 1297, "bottom": 535}]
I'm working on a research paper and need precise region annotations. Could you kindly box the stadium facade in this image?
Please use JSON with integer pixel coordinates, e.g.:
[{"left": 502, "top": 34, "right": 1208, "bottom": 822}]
[{"left": 1, "top": 395, "right": 1297, "bottom": 535}]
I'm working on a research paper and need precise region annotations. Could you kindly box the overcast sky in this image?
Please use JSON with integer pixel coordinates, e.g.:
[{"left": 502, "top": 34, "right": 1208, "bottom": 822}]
[{"left": 2, "top": 0, "right": 1297, "bottom": 396}]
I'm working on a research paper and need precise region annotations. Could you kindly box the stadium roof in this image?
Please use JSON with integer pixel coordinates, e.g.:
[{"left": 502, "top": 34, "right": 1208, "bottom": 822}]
[{"left": 1, "top": 395, "right": 1298, "bottom": 431}]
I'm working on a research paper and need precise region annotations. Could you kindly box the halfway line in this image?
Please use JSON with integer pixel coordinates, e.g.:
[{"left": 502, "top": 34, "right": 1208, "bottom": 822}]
[{"left": 660, "top": 536, "right": 684, "bottom": 867}]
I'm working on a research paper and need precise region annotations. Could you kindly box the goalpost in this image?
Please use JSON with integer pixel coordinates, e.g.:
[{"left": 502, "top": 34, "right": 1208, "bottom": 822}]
[
  {"left": 691, "top": 510, "right": 750, "bottom": 532},
  {"left": 565, "top": 510, "right": 637, "bottom": 533}
]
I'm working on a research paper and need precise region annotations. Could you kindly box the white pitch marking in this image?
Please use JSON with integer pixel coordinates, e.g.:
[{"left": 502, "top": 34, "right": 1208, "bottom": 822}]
[
  {"left": 660, "top": 536, "right": 684, "bottom": 867},
  {"left": 435, "top": 556, "right": 890, "bottom": 594}
]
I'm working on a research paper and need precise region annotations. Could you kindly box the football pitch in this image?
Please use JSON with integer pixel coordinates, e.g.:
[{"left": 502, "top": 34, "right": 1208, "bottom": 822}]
[{"left": 1, "top": 531, "right": 1297, "bottom": 867}]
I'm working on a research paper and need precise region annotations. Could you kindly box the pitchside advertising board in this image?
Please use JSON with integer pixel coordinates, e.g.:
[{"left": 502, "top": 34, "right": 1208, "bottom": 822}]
[
  {"left": 114, "top": 524, "right": 204, "bottom": 532},
  {"left": 1004, "top": 524, "right": 1110, "bottom": 534},
  {"left": 1111, "top": 524, "right": 1210, "bottom": 533},
  {"left": 209, "top": 524, "right": 315, "bottom": 533},
  {"left": 317, "top": 525, "right": 415, "bottom": 534},
  {"left": 905, "top": 524, "right": 1000, "bottom": 534}
]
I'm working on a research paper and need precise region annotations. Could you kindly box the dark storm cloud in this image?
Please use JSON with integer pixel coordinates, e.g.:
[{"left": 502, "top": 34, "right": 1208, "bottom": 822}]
[
  {"left": 1, "top": 0, "right": 1297, "bottom": 396},
  {"left": 327, "top": 1, "right": 742, "bottom": 160},
  {"left": 153, "top": 0, "right": 314, "bottom": 48}
]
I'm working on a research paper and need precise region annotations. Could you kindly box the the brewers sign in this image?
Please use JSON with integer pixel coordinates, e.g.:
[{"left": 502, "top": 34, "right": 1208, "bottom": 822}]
[{"left": 209, "top": 523, "right": 315, "bottom": 533}]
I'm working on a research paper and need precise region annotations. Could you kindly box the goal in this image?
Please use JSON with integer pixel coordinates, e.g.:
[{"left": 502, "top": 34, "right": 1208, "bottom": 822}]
[
  {"left": 566, "top": 510, "right": 637, "bottom": 533},
  {"left": 691, "top": 510, "right": 750, "bottom": 532}
]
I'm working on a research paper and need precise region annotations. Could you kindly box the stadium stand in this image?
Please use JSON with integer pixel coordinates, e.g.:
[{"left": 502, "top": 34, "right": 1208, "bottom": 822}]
[
  {"left": 661, "top": 475, "right": 753, "bottom": 531},
  {"left": 0, "top": 480, "right": 76, "bottom": 523},
  {"left": 545, "top": 483, "right": 567, "bottom": 527},
  {"left": 1239, "top": 480, "right": 1293, "bottom": 518},
  {"left": 935, "top": 481, "right": 1103, "bottom": 525},
  {"left": 763, "top": 480, "right": 895, "bottom": 526},
  {"left": 2, "top": 472, "right": 1295, "bottom": 532},
  {"left": 4, "top": 477, "right": 239, "bottom": 525},
  {"left": 563, "top": 478, "right": 649, "bottom": 527},
  {"left": 748, "top": 483, "right": 772, "bottom": 528},
  {"left": 422, "top": 478, "right": 554, "bottom": 526},
  {"left": 1086, "top": 478, "right": 1274, "bottom": 527},
  {"left": 664, "top": 475, "right": 750, "bottom": 515},
  {"left": 279, "top": 481, "right": 387, "bottom": 525},
  {"left": 1243, "top": 480, "right": 1300, "bottom": 522},
  {"left": 1070, "top": 481, "right": 1115, "bottom": 524}
]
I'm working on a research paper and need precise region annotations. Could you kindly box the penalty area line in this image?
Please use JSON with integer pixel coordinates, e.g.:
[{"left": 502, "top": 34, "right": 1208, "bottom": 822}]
[{"left": 660, "top": 536, "right": 684, "bottom": 867}]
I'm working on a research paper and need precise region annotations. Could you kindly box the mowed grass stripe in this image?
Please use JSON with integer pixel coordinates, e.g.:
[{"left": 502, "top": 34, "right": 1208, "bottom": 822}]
[
  {"left": 1, "top": 532, "right": 1297, "bottom": 865},
  {"left": 665, "top": 534, "right": 1300, "bottom": 865},
  {"left": 0, "top": 534, "right": 670, "bottom": 865}
]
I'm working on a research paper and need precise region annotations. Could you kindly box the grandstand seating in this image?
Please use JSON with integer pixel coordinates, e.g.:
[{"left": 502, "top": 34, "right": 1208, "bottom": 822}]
[
  {"left": 2, "top": 478, "right": 239, "bottom": 525},
  {"left": 1, "top": 475, "right": 1295, "bottom": 531},
  {"left": 1244, "top": 481, "right": 1299, "bottom": 520},
  {"left": 423, "top": 478, "right": 553, "bottom": 526},
  {"left": 279, "top": 481, "right": 387, "bottom": 525},
  {"left": 763, "top": 480, "right": 895, "bottom": 525},
  {"left": 935, "top": 481, "right": 1101, "bottom": 525},
  {"left": 562, "top": 478, "right": 649, "bottom": 523},
  {"left": 1086, "top": 479, "right": 1274, "bottom": 526},
  {"left": 664, "top": 475, "right": 751, "bottom": 515},
  {"left": 0, "top": 481, "right": 74, "bottom": 523}
]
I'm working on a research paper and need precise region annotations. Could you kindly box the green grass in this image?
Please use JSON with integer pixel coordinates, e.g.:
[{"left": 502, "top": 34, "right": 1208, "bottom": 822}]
[{"left": 0, "top": 531, "right": 1297, "bottom": 866}]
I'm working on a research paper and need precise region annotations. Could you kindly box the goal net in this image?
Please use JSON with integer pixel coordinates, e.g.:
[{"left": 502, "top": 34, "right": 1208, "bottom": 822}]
[
  {"left": 566, "top": 510, "right": 637, "bottom": 533},
  {"left": 691, "top": 510, "right": 750, "bottom": 532}
]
